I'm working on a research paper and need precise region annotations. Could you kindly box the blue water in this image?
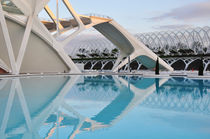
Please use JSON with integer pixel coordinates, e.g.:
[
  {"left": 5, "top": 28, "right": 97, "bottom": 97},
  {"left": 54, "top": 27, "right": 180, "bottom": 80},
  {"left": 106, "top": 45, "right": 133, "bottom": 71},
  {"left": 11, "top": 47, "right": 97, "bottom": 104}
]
[{"left": 0, "top": 75, "right": 210, "bottom": 139}]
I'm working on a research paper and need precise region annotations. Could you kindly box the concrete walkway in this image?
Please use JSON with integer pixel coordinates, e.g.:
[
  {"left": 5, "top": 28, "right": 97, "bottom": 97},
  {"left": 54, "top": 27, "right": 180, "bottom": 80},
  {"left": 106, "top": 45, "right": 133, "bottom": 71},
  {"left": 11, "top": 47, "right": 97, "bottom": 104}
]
[{"left": 0, "top": 71, "right": 210, "bottom": 79}]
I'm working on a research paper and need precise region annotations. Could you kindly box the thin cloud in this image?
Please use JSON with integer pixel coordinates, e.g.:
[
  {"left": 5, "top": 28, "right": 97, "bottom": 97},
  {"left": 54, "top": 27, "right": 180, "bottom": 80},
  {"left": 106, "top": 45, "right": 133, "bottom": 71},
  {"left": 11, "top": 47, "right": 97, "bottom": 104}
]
[
  {"left": 153, "top": 24, "right": 193, "bottom": 30},
  {"left": 148, "top": 0, "right": 210, "bottom": 21}
]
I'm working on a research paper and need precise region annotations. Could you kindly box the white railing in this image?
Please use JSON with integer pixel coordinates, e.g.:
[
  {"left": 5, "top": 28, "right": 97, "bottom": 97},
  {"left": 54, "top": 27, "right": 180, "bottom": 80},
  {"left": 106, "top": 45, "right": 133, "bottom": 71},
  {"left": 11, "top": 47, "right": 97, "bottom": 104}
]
[{"left": 83, "top": 13, "right": 112, "bottom": 19}]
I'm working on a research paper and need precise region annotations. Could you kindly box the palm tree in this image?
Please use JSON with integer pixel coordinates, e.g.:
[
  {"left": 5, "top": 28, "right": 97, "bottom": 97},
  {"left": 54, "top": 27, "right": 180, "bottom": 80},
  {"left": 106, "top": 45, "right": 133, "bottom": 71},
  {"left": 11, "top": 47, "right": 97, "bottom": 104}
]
[
  {"left": 102, "top": 48, "right": 110, "bottom": 57},
  {"left": 192, "top": 41, "right": 202, "bottom": 54},
  {"left": 111, "top": 48, "right": 119, "bottom": 57}
]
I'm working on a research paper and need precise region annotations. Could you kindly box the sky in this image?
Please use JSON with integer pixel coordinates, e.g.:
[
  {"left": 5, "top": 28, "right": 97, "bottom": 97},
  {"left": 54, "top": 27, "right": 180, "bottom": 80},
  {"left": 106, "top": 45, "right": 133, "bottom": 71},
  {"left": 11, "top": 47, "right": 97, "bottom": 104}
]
[{"left": 41, "top": 0, "right": 210, "bottom": 33}]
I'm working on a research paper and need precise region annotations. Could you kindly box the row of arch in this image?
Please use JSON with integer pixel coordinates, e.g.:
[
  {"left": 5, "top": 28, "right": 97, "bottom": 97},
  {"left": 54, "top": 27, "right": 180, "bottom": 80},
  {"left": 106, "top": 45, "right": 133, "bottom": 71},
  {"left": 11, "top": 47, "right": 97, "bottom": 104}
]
[
  {"left": 67, "top": 26, "right": 210, "bottom": 58},
  {"left": 76, "top": 57, "right": 210, "bottom": 71},
  {"left": 66, "top": 35, "right": 115, "bottom": 58},
  {"left": 135, "top": 27, "right": 210, "bottom": 53}
]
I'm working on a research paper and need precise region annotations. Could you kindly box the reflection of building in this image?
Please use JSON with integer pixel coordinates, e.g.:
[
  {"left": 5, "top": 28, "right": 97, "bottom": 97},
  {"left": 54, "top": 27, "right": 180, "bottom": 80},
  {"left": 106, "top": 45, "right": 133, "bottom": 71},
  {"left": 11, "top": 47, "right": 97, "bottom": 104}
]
[
  {"left": 0, "top": 0, "right": 172, "bottom": 74},
  {"left": 0, "top": 76, "right": 79, "bottom": 138},
  {"left": 0, "top": 75, "right": 210, "bottom": 138},
  {"left": 142, "top": 77, "right": 210, "bottom": 115},
  {"left": 0, "top": 75, "right": 167, "bottom": 138}
]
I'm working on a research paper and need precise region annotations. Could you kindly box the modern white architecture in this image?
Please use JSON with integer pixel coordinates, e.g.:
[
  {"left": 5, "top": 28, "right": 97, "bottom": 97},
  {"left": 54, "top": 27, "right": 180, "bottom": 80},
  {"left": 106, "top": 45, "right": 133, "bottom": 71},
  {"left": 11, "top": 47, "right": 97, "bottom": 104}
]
[{"left": 0, "top": 0, "right": 173, "bottom": 74}]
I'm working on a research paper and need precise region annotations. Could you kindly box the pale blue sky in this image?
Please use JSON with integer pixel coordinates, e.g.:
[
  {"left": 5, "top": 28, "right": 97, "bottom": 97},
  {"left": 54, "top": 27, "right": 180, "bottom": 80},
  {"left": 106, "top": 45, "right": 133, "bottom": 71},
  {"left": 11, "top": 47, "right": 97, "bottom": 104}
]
[{"left": 41, "top": 0, "right": 210, "bottom": 33}]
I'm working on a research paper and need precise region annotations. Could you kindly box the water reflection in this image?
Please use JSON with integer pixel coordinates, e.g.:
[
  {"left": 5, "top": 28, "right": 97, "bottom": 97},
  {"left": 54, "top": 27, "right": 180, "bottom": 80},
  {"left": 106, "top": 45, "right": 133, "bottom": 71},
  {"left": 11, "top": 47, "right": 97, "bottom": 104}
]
[
  {"left": 0, "top": 76, "right": 209, "bottom": 139},
  {"left": 0, "top": 76, "right": 79, "bottom": 139},
  {"left": 141, "top": 77, "right": 210, "bottom": 115}
]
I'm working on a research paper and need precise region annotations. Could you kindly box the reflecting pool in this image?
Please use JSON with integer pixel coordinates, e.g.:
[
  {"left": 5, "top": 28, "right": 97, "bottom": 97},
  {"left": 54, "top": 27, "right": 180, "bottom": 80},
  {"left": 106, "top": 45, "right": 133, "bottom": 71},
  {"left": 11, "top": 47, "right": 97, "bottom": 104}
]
[{"left": 0, "top": 75, "right": 210, "bottom": 139}]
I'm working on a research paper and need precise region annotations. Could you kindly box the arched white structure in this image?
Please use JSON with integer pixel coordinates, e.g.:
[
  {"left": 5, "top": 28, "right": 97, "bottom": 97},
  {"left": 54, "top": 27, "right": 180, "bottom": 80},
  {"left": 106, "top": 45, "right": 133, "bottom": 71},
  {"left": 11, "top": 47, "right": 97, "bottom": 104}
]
[{"left": 0, "top": 0, "right": 173, "bottom": 75}]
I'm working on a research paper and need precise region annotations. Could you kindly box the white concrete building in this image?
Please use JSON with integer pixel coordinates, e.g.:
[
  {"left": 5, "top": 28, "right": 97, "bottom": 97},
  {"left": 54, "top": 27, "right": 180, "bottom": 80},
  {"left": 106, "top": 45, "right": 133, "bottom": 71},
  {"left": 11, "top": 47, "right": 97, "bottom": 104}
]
[{"left": 0, "top": 0, "right": 173, "bottom": 74}]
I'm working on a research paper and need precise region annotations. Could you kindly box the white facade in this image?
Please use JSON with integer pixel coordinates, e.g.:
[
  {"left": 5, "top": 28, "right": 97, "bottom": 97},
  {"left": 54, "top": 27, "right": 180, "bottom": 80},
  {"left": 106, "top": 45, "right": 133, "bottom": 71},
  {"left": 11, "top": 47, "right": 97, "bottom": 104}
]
[{"left": 0, "top": 0, "right": 173, "bottom": 74}]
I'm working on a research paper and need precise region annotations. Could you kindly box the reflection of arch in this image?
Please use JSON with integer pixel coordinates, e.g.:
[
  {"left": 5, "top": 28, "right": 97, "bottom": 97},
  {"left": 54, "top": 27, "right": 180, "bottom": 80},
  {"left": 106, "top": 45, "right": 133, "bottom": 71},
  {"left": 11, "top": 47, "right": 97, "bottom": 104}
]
[
  {"left": 91, "top": 87, "right": 134, "bottom": 124},
  {"left": 4, "top": 76, "right": 210, "bottom": 138},
  {"left": 40, "top": 76, "right": 168, "bottom": 138},
  {"left": 171, "top": 59, "right": 186, "bottom": 70},
  {"left": 141, "top": 77, "right": 210, "bottom": 114}
]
